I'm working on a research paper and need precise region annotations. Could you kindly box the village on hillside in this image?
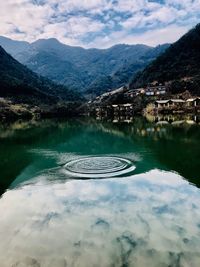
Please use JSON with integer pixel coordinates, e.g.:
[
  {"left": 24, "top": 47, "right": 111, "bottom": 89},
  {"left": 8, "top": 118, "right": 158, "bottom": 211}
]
[{"left": 88, "top": 82, "right": 200, "bottom": 122}]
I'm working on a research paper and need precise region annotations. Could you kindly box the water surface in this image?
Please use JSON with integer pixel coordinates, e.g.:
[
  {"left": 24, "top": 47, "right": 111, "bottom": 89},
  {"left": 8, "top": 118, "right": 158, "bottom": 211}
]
[{"left": 0, "top": 117, "right": 200, "bottom": 267}]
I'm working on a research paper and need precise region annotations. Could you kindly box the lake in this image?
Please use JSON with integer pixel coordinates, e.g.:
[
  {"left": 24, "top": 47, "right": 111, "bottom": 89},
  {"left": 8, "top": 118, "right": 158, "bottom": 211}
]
[{"left": 0, "top": 117, "right": 200, "bottom": 267}]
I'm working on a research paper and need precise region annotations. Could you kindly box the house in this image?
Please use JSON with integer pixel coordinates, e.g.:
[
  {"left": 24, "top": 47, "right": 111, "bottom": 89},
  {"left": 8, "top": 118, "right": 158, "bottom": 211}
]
[
  {"left": 125, "top": 88, "right": 145, "bottom": 98},
  {"left": 146, "top": 84, "right": 167, "bottom": 96},
  {"left": 112, "top": 105, "right": 120, "bottom": 114},
  {"left": 123, "top": 104, "right": 134, "bottom": 113},
  {"left": 154, "top": 99, "right": 186, "bottom": 108},
  {"left": 125, "top": 84, "right": 166, "bottom": 99},
  {"left": 153, "top": 97, "right": 200, "bottom": 114},
  {"left": 110, "top": 103, "right": 134, "bottom": 115},
  {"left": 154, "top": 100, "right": 170, "bottom": 108},
  {"left": 170, "top": 99, "right": 186, "bottom": 107},
  {"left": 95, "top": 106, "right": 111, "bottom": 117},
  {"left": 186, "top": 97, "right": 200, "bottom": 107},
  {"left": 154, "top": 99, "right": 186, "bottom": 110}
]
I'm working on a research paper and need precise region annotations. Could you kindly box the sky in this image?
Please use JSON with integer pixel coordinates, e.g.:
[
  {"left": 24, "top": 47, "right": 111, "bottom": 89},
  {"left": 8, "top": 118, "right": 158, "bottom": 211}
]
[{"left": 0, "top": 0, "right": 200, "bottom": 48}]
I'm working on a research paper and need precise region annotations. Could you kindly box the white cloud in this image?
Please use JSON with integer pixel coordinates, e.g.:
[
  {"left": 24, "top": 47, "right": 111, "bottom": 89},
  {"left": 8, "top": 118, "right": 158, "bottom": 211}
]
[
  {"left": 56, "top": 0, "right": 107, "bottom": 13},
  {"left": 112, "top": 0, "right": 146, "bottom": 13},
  {"left": 122, "top": 24, "right": 189, "bottom": 46},
  {"left": 36, "top": 17, "right": 105, "bottom": 46},
  {"left": 0, "top": 0, "right": 199, "bottom": 47},
  {"left": 87, "top": 24, "right": 189, "bottom": 48},
  {"left": 0, "top": 0, "right": 54, "bottom": 40},
  {"left": 1, "top": 168, "right": 200, "bottom": 267}
]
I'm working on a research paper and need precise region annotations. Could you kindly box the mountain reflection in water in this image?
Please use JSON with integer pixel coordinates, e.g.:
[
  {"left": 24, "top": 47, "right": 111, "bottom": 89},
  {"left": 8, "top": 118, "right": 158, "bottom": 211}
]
[{"left": 0, "top": 117, "right": 200, "bottom": 267}]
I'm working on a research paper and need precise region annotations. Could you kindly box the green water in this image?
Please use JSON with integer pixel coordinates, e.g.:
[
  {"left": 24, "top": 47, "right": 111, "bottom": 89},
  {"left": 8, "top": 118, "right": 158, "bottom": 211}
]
[{"left": 0, "top": 117, "right": 200, "bottom": 267}]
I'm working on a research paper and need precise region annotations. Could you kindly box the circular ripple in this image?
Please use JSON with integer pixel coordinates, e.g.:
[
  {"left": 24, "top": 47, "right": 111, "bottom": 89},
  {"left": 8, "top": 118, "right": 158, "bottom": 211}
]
[{"left": 63, "top": 156, "right": 136, "bottom": 178}]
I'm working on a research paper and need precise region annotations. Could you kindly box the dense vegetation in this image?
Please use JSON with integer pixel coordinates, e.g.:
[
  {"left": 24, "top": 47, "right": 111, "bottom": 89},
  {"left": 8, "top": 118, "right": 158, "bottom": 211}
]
[
  {"left": 87, "top": 45, "right": 169, "bottom": 96},
  {"left": 0, "top": 46, "right": 80, "bottom": 104},
  {"left": 130, "top": 24, "right": 200, "bottom": 95},
  {"left": 0, "top": 37, "right": 168, "bottom": 95}
]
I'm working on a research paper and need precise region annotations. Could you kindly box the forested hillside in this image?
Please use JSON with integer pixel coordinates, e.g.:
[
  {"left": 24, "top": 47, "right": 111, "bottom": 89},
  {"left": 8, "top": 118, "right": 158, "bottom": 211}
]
[
  {"left": 130, "top": 24, "right": 200, "bottom": 95},
  {"left": 0, "top": 46, "right": 80, "bottom": 104},
  {"left": 0, "top": 37, "right": 169, "bottom": 95}
]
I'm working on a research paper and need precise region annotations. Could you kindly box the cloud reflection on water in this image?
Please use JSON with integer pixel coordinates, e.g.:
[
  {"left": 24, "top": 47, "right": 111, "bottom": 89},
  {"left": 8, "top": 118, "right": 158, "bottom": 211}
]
[{"left": 0, "top": 169, "right": 200, "bottom": 267}]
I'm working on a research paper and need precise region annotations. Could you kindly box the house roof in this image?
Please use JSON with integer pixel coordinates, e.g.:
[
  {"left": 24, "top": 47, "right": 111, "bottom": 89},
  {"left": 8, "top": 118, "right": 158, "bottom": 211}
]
[
  {"left": 170, "top": 99, "right": 185, "bottom": 103},
  {"left": 186, "top": 97, "right": 200, "bottom": 102},
  {"left": 155, "top": 99, "right": 185, "bottom": 104},
  {"left": 155, "top": 100, "right": 169, "bottom": 104},
  {"left": 123, "top": 103, "right": 133, "bottom": 107}
]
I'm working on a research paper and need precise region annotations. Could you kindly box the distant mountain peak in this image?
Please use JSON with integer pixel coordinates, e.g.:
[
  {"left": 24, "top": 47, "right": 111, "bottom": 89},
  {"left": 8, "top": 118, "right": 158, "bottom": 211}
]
[
  {"left": 31, "top": 37, "right": 60, "bottom": 45},
  {"left": 0, "top": 36, "right": 29, "bottom": 56},
  {"left": 0, "top": 35, "right": 169, "bottom": 95}
]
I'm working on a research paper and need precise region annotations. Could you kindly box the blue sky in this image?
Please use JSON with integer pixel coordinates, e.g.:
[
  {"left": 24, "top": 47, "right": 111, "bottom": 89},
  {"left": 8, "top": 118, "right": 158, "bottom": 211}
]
[{"left": 0, "top": 0, "right": 200, "bottom": 48}]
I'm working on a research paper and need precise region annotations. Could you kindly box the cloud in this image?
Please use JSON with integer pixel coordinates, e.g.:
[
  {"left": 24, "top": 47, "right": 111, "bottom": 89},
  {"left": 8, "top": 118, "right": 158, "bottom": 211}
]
[
  {"left": 87, "top": 24, "right": 189, "bottom": 48},
  {"left": 0, "top": 0, "right": 199, "bottom": 48},
  {"left": 1, "top": 168, "right": 200, "bottom": 267},
  {"left": 37, "top": 17, "right": 105, "bottom": 46}
]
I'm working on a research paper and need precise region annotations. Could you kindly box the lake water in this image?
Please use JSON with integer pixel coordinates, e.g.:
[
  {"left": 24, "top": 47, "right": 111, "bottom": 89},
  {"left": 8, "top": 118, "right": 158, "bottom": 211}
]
[{"left": 0, "top": 117, "right": 200, "bottom": 267}]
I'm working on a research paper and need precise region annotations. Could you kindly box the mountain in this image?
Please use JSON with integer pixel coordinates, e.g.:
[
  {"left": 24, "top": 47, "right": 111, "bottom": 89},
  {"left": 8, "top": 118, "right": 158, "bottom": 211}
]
[
  {"left": 130, "top": 24, "right": 200, "bottom": 95},
  {"left": 0, "top": 46, "right": 79, "bottom": 104},
  {"left": 0, "top": 37, "right": 169, "bottom": 95},
  {"left": 86, "top": 44, "right": 170, "bottom": 96},
  {"left": 0, "top": 36, "right": 29, "bottom": 57}
]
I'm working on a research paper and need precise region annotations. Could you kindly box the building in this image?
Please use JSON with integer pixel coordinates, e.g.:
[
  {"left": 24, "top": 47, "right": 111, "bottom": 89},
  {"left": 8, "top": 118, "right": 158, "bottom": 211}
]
[
  {"left": 186, "top": 98, "right": 200, "bottom": 107},
  {"left": 95, "top": 103, "right": 134, "bottom": 118},
  {"left": 125, "top": 88, "right": 145, "bottom": 98},
  {"left": 125, "top": 84, "right": 166, "bottom": 99},
  {"left": 112, "top": 104, "right": 120, "bottom": 114},
  {"left": 154, "top": 99, "right": 185, "bottom": 109},
  {"left": 154, "top": 100, "right": 170, "bottom": 108},
  {"left": 112, "top": 104, "right": 134, "bottom": 113},
  {"left": 153, "top": 98, "right": 200, "bottom": 114},
  {"left": 146, "top": 84, "right": 167, "bottom": 96},
  {"left": 170, "top": 99, "right": 186, "bottom": 106}
]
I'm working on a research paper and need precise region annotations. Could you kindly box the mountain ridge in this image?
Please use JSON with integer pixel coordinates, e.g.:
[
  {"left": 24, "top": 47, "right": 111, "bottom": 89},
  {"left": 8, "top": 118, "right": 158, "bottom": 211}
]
[
  {"left": 0, "top": 45, "right": 80, "bottom": 104},
  {"left": 0, "top": 36, "right": 169, "bottom": 95}
]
